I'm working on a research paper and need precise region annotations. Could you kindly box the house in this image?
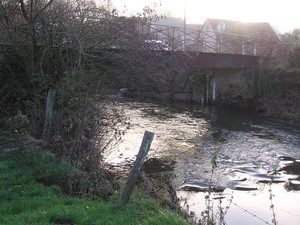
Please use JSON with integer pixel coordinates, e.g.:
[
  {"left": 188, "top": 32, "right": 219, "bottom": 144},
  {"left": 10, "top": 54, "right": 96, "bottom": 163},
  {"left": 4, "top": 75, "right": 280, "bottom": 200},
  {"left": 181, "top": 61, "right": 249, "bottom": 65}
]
[{"left": 199, "top": 18, "right": 280, "bottom": 56}]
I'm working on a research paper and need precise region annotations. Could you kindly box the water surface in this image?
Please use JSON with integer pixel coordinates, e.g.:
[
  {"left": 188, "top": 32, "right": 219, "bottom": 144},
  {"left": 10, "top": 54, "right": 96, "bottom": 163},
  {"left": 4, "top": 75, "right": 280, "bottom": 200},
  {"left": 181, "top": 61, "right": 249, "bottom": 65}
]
[{"left": 104, "top": 101, "right": 300, "bottom": 225}]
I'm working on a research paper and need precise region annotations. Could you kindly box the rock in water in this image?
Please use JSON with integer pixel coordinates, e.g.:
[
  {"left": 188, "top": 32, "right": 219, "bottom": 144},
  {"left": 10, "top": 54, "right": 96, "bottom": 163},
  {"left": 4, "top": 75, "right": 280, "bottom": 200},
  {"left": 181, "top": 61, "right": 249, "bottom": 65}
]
[
  {"left": 284, "top": 180, "right": 300, "bottom": 191},
  {"left": 279, "top": 161, "right": 300, "bottom": 175},
  {"left": 180, "top": 182, "right": 225, "bottom": 192},
  {"left": 142, "top": 158, "right": 175, "bottom": 175}
]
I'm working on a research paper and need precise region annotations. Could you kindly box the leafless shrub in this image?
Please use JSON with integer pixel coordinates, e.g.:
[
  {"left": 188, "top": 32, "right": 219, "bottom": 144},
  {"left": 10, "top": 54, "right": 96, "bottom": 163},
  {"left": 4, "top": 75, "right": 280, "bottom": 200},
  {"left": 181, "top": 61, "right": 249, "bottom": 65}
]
[{"left": 0, "top": 0, "right": 158, "bottom": 190}]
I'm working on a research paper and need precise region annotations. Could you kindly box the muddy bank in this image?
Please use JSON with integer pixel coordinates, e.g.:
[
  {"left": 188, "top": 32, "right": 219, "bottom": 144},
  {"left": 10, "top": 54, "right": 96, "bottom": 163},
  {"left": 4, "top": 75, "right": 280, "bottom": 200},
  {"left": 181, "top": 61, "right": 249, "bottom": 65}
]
[{"left": 106, "top": 157, "right": 182, "bottom": 210}]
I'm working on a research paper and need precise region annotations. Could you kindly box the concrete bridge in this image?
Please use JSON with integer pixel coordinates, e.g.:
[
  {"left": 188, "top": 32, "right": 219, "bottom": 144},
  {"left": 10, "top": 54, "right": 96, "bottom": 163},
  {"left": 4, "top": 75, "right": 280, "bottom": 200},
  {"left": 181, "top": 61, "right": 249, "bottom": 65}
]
[
  {"left": 123, "top": 21, "right": 272, "bottom": 107},
  {"left": 118, "top": 49, "right": 260, "bottom": 107}
]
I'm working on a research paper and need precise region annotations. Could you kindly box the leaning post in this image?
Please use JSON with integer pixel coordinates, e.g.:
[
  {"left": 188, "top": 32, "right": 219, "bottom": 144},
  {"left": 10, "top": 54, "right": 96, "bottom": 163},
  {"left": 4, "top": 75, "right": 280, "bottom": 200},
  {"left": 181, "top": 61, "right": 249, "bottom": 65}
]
[{"left": 120, "top": 131, "right": 155, "bottom": 205}]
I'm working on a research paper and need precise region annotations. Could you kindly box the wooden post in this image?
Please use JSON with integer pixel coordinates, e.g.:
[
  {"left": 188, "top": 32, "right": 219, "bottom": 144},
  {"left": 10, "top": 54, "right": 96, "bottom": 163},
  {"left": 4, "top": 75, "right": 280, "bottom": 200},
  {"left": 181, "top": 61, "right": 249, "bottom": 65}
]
[
  {"left": 43, "top": 88, "right": 56, "bottom": 140},
  {"left": 258, "top": 64, "right": 262, "bottom": 97},
  {"left": 120, "top": 131, "right": 154, "bottom": 205},
  {"left": 172, "top": 27, "right": 175, "bottom": 51},
  {"left": 206, "top": 74, "right": 209, "bottom": 104}
]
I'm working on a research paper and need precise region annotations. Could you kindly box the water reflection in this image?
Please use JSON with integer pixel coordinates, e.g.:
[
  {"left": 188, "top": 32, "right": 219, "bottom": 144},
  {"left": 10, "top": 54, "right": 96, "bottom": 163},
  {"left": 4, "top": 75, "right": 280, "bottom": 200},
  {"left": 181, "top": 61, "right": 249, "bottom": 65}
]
[
  {"left": 178, "top": 184, "right": 300, "bottom": 225},
  {"left": 103, "top": 100, "right": 300, "bottom": 224}
]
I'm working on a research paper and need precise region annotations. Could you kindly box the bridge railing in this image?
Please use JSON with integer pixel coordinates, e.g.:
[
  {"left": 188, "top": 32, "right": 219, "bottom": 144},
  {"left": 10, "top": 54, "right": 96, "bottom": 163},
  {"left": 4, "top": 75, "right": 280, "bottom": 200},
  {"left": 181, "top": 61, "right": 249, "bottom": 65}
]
[{"left": 138, "top": 23, "right": 278, "bottom": 56}]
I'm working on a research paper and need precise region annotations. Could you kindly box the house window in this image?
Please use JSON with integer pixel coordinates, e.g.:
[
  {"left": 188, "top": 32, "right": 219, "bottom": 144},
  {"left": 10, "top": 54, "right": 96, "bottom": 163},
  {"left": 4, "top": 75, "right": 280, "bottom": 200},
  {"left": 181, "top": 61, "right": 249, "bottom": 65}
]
[
  {"left": 217, "top": 22, "right": 226, "bottom": 32},
  {"left": 217, "top": 22, "right": 225, "bottom": 53}
]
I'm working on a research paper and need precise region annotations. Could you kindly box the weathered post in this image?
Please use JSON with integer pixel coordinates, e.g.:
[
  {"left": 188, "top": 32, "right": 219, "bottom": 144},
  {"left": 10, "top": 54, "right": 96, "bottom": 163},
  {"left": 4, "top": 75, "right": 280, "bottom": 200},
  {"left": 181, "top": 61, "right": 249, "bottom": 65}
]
[
  {"left": 43, "top": 88, "right": 56, "bottom": 140},
  {"left": 120, "top": 131, "right": 154, "bottom": 205},
  {"left": 258, "top": 64, "right": 262, "bottom": 97},
  {"left": 205, "top": 74, "right": 209, "bottom": 104}
]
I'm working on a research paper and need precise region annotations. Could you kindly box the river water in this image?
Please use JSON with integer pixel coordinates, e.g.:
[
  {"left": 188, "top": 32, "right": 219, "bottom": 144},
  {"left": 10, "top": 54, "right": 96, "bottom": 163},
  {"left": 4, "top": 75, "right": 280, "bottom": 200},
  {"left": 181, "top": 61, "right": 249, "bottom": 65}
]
[{"left": 104, "top": 100, "right": 300, "bottom": 225}]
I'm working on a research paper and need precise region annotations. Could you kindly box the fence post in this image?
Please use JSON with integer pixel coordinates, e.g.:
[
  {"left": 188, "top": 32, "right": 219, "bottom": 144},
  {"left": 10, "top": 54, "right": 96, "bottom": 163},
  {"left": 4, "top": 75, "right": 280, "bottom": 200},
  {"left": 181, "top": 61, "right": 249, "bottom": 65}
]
[
  {"left": 43, "top": 88, "right": 56, "bottom": 140},
  {"left": 120, "top": 131, "right": 154, "bottom": 205}
]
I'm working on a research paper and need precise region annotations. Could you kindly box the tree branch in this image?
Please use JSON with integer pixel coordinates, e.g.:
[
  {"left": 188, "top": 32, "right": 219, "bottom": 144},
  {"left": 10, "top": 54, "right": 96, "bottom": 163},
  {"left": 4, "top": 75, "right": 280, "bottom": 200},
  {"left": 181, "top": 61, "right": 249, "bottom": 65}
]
[{"left": 33, "top": 0, "right": 55, "bottom": 21}]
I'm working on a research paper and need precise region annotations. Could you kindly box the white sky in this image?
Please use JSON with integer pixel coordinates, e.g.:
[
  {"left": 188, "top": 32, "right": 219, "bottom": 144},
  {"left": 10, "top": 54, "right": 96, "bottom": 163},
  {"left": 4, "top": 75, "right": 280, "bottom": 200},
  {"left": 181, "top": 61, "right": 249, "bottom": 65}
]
[{"left": 110, "top": 0, "right": 300, "bottom": 33}]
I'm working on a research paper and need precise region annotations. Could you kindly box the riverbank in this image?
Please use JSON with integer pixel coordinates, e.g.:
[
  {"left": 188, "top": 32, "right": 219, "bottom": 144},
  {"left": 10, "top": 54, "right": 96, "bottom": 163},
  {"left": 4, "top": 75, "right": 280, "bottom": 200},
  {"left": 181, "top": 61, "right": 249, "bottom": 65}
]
[
  {"left": 0, "top": 128, "right": 190, "bottom": 225},
  {"left": 254, "top": 67, "right": 300, "bottom": 124},
  {"left": 254, "top": 97, "right": 300, "bottom": 126}
]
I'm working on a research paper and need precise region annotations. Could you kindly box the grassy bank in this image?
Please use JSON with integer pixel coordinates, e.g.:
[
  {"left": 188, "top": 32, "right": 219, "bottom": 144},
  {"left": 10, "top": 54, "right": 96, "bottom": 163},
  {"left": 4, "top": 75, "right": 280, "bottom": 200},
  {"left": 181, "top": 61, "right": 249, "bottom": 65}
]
[{"left": 0, "top": 139, "right": 189, "bottom": 225}]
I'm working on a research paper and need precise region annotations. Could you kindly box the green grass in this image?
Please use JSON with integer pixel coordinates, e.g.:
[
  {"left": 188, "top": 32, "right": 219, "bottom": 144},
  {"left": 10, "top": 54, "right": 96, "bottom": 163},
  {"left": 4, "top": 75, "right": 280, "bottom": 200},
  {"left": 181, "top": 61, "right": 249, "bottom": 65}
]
[{"left": 0, "top": 148, "right": 190, "bottom": 225}]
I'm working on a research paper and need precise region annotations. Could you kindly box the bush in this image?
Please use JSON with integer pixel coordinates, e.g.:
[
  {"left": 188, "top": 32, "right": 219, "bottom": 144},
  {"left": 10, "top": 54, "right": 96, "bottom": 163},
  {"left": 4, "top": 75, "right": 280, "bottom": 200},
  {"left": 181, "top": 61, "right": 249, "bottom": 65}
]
[{"left": 258, "top": 67, "right": 300, "bottom": 119}]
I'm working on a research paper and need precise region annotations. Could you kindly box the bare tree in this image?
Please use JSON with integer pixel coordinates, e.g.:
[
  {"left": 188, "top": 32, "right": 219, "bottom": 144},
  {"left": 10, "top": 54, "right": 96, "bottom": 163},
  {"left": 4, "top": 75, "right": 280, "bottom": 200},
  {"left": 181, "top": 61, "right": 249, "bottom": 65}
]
[{"left": 0, "top": 0, "right": 161, "bottom": 170}]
